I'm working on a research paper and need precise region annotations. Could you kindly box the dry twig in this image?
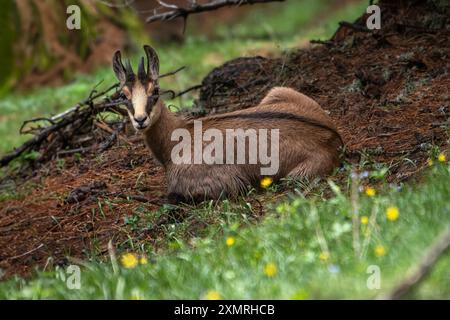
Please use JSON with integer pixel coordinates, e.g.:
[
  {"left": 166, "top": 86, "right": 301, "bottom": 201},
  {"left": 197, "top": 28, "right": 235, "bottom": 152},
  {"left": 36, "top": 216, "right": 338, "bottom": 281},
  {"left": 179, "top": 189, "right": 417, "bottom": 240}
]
[
  {"left": 0, "top": 66, "right": 189, "bottom": 168},
  {"left": 146, "top": 0, "right": 284, "bottom": 23},
  {"left": 381, "top": 228, "right": 450, "bottom": 300}
]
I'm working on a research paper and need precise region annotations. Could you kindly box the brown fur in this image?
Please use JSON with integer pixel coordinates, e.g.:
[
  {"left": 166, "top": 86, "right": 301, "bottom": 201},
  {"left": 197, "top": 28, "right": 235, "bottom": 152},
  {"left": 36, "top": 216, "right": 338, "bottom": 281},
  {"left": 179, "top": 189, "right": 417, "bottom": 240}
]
[
  {"left": 142, "top": 87, "right": 342, "bottom": 203},
  {"left": 112, "top": 47, "right": 342, "bottom": 203}
]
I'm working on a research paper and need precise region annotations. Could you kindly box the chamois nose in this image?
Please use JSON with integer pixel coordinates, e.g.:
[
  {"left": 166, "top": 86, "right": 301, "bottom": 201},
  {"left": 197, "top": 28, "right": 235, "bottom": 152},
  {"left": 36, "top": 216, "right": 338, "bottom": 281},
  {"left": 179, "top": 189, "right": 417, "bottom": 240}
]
[{"left": 134, "top": 116, "right": 148, "bottom": 127}]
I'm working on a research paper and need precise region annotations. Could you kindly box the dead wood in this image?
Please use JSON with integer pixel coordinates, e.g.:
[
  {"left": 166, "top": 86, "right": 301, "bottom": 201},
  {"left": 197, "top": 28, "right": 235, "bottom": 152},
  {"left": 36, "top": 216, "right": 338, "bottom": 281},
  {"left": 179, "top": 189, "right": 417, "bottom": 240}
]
[
  {"left": 380, "top": 228, "right": 450, "bottom": 300},
  {"left": 0, "top": 66, "right": 193, "bottom": 169},
  {"left": 1, "top": 0, "right": 449, "bottom": 279},
  {"left": 0, "top": 85, "right": 125, "bottom": 167},
  {"left": 146, "top": 0, "right": 284, "bottom": 24}
]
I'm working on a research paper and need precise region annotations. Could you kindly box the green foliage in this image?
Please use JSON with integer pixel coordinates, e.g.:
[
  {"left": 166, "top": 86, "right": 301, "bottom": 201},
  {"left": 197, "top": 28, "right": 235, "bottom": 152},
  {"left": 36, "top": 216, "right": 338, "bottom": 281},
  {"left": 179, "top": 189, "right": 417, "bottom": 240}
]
[
  {"left": 0, "top": 1, "right": 18, "bottom": 95},
  {"left": 0, "top": 0, "right": 367, "bottom": 156},
  {"left": 4, "top": 0, "right": 435, "bottom": 300},
  {"left": 430, "top": 0, "right": 450, "bottom": 10},
  {"left": 1, "top": 161, "right": 449, "bottom": 299}
]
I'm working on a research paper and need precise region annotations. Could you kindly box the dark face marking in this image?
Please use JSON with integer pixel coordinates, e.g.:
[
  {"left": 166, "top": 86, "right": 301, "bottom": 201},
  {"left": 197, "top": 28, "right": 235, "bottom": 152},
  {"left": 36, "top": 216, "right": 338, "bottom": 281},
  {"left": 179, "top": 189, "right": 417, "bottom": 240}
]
[
  {"left": 146, "top": 87, "right": 160, "bottom": 113},
  {"left": 122, "top": 80, "right": 159, "bottom": 117}
]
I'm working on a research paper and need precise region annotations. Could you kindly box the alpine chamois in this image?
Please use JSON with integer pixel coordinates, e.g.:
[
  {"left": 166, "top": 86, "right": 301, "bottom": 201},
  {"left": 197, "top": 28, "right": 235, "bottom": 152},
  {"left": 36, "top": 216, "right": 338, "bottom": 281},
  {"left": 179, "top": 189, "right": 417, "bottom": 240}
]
[{"left": 113, "top": 45, "right": 342, "bottom": 203}]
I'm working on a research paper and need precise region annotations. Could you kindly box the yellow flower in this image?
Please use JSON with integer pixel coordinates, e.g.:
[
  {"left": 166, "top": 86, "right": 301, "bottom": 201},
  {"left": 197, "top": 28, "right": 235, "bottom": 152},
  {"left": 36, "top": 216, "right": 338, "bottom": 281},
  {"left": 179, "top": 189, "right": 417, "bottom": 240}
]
[
  {"left": 319, "top": 251, "right": 330, "bottom": 262},
  {"left": 360, "top": 215, "right": 369, "bottom": 225},
  {"left": 260, "top": 177, "right": 273, "bottom": 189},
  {"left": 386, "top": 206, "right": 399, "bottom": 221},
  {"left": 226, "top": 236, "right": 236, "bottom": 247},
  {"left": 139, "top": 256, "right": 148, "bottom": 265},
  {"left": 120, "top": 253, "right": 138, "bottom": 269},
  {"left": 263, "top": 263, "right": 278, "bottom": 277},
  {"left": 438, "top": 153, "right": 447, "bottom": 162},
  {"left": 427, "top": 158, "right": 433, "bottom": 166},
  {"left": 206, "top": 290, "right": 221, "bottom": 300},
  {"left": 291, "top": 289, "right": 309, "bottom": 300},
  {"left": 130, "top": 290, "right": 144, "bottom": 300},
  {"left": 365, "top": 187, "right": 376, "bottom": 197},
  {"left": 374, "top": 245, "right": 386, "bottom": 257}
]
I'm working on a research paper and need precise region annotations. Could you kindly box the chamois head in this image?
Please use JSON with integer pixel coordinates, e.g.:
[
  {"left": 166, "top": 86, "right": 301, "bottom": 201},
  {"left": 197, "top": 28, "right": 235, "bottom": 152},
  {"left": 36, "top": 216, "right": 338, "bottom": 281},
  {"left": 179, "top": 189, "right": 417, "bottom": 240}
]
[{"left": 113, "top": 45, "right": 160, "bottom": 131}]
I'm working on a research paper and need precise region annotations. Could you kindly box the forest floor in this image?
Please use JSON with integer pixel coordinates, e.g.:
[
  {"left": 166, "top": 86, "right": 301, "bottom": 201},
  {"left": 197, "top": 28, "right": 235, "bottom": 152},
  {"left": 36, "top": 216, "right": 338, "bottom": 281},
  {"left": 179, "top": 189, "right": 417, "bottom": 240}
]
[{"left": 0, "top": 0, "right": 449, "bottom": 299}]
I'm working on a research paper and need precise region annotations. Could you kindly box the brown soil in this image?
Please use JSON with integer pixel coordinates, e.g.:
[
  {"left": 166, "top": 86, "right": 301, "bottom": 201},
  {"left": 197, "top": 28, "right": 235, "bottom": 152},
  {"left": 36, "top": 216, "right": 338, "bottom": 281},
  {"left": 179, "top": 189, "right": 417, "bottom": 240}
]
[
  {"left": 0, "top": 144, "right": 163, "bottom": 277},
  {"left": 1, "top": 1, "right": 449, "bottom": 279},
  {"left": 198, "top": 1, "right": 450, "bottom": 181}
]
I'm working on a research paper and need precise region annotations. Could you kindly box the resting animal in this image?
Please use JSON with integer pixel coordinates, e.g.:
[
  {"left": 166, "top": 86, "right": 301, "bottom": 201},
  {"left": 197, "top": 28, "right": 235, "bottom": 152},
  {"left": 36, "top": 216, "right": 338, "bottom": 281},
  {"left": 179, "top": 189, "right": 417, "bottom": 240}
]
[{"left": 113, "top": 45, "right": 343, "bottom": 203}]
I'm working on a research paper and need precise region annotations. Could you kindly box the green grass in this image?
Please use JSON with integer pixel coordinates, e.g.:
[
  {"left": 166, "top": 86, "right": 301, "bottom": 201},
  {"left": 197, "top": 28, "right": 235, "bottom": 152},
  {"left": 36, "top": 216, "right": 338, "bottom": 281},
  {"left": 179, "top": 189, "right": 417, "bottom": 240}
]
[
  {"left": 5, "top": 0, "right": 445, "bottom": 300},
  {"left": 1, "top": 160, "right": 449, "bottom": 299},
  {"left": 0, "top": 0, "right": 367, "bottom": 156}
]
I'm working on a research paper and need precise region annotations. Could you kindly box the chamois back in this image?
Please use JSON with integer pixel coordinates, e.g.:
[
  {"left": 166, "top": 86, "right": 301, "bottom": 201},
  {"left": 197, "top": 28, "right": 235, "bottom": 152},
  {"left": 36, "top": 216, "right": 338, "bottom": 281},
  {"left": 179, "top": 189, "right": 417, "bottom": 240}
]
[
  {"left": 112, "top": 45, "right": 342, "bottom": 203},
  {"left": 260, "top": 87, "right": 338, "bottom": 134}
]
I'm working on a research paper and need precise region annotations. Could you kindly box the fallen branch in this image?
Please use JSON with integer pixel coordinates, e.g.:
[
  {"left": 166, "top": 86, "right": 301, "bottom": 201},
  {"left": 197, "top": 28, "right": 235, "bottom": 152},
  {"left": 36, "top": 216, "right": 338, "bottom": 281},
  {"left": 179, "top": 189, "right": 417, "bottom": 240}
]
[
  {"left": 173, "top": 84, "right": 203, "bottom": 98},
  {"left": 20, "top": 117, "right": 56, "bottom": 135},
  {"left": 146, "top": 0, "right": 285, "bottom": 23},
  {"left": 113, "top": 193, "right": 163, "bottom": 206},
  {"left": 339, "top": 21, "right": 369, "bottom": 33},
  {"left": 98, "top": 120, "right": 127, "bottom": 152},
  {"left": 380, "top": 228, "right": 450, "bottom": 300},
  {"left": 7, "top": 243, "right": 45, "bottom": 261},
  {"left": 56, "top": 146, "right": 94, "bottom": 156},
  {"left": 310, "top": 39, "right": 336, "bottom": 46},
  {"left": 48, "top": 66, "right": 185, "bottom": 122},
  {"left": 159, "top": 66, "right": 186, "bottom": 78},
  {"left": 0, "top": 65, "right": 188, "bottom": 168},
  {"left": 94, "top": 120, "right": 132, "bottom": 146},
  {"left": 0, "top": 98, "right": 125, "bottom": 167},
  {"left": 50, "top": 83, "right": 119, "bottom": 122}
]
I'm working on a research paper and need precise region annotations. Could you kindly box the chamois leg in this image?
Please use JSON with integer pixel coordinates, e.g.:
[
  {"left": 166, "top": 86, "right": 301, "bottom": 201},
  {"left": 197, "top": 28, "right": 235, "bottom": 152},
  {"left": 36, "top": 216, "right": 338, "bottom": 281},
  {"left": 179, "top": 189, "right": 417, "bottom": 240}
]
[
  {"left": 167, "top": 166, "right": 251, "bottom": 203},
  {"left": 167, "top": 192, "right": 187, "bottom": 205},
  {"left": 167, "top": 179, "right": 227, "bottom": 204}
]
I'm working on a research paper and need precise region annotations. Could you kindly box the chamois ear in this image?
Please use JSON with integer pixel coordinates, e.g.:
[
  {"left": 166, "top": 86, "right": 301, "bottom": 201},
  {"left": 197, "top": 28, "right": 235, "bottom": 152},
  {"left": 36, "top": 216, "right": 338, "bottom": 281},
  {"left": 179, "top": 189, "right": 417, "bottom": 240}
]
[
  {"left": 112, "top": 50, "right": 126, "bottom": 86},
  {"left": 137, "top": 56, "right": 147, "bottom": 81},
  {"left": 143, "top": 45, "right": 159, "bottom": 82},
  {"left": 124, "top": 59, "right": 134, "bottom": 76}
]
